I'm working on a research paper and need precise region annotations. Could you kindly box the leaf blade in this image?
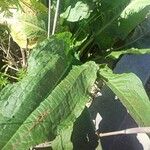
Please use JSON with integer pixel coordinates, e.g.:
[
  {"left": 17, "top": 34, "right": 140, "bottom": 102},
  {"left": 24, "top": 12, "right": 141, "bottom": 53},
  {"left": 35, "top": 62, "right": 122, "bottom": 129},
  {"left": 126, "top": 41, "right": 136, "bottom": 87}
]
[
  {"left": 2, "top": 61, "right": 98, "bottom": 149},
  {"left": 98, "top": 66, "right": 150, "bottom": 126},
  {"left": 107, "top": 48, "right": 150, "bottom": 59},
  {"left": 0, "top": 35, "right": 71, "bottom": 149}
]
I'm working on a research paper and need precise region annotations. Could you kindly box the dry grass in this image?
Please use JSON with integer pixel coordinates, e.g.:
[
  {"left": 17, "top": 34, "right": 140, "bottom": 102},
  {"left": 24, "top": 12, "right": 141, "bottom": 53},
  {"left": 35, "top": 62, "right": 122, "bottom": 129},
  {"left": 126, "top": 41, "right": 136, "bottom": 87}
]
[{"left": 0, "top": 24, "right": 28, "bottom": 84}]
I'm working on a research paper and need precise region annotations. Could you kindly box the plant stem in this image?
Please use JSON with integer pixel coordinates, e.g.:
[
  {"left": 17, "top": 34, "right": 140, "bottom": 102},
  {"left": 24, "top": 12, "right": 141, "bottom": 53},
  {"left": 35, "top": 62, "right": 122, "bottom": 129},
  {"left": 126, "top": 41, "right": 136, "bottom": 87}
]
[
  {"left": 48, "top": 0, "right": 51, "bottom": 38},
  {"left": 20, "top": 48, "right": 26, "bottom": 68},
  {"left": 98, "top": 127, "right": 150, "bottom": 137},
  {"left": 52, "top": 0, "right": 60, "bottom": 35},
  {"left": 79, "top": 11, "right": 121, "bottom": 57}
]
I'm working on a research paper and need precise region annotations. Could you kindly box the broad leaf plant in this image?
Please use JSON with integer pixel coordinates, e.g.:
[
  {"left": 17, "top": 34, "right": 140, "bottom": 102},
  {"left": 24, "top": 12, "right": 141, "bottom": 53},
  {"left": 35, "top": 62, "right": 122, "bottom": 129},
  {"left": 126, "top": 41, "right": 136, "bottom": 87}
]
[{"left": 0, "top": 0, "right": 150, "bottom": 149}]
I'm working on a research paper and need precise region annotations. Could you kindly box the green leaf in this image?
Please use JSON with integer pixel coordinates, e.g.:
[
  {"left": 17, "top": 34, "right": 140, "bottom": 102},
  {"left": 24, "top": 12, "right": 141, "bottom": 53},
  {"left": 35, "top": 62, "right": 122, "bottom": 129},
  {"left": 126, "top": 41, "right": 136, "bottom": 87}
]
[
  {"left": 9, "top": 13, "right": 48, "bottom": 48},
  {"left": 106, "top": 48, "right": 150, "bottom": 59},
  {"left": 0, "top": 73, "right": 9, "bottom": 90},
  {"left": 91, "top": 0, "right": 150, "bottom": 49},
  {"left": 0, "top": 35, "right": 71, "bottom": 149},
  {"left": 126, "top": 16, "right": 150, "bottom": 48},
  {"left": 51, "top": 125, "right": 73, "bottom": 149},
  {"left": 91, "top": 0, "right": 130, "bottom": 49},
  {"left": 19, "top": 0, "right": 48, "bottom": 13},
  {"left": 96, "top": 141, "right": 103, "bottom": 150},
  {"left": 0, "top": 0, "right": 48, "bottom": 48},
  {"left": 121, "top": 0, "right": 150, "bottom": 17},
  {"left": 2, "top": 61, "right": 98, "bottom": 149},
  {"left": 0, "top": 0, "right": 19, "bottom": 16},
  {"left": 61, "top": 1, "right": 91, "bottom": 22},
  {"left": 98, "top": 65, "right": 150, "bottom": 126},
  {"left": 119, "top": 0, "right": 150, "bottom": 39}
]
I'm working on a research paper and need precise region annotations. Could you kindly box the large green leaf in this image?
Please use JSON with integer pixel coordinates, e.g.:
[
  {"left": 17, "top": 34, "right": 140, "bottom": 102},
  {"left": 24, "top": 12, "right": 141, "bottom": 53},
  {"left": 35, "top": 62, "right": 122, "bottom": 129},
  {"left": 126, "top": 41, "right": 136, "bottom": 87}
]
[
  {"left": 98, "top": 65, "right": 150, "bottom": 126},
  {"left": 2, "top": 61, "right": 98, "bottom": 149},
  {"left": 72, "top": 0, "right": 130, "bottom": 51},
  {"left": 106, "top": 48, "right": 150, "bottom": 59},
  {"left": 91, "top": 0, "right": 130, "bottom": 48},
  {"left": 96, "top": 0, "right": 150, "bottom": 49},
  {"left": 0, "top": 34, "right": 72, "bottom": 149},
  {"left": 118, "top": 0, "right": 150, "bottom": 39}
]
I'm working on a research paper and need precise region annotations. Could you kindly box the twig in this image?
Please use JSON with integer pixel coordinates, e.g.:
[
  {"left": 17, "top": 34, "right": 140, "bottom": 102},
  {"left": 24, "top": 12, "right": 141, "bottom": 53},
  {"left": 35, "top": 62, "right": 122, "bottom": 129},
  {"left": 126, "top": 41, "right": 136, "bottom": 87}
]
[
  {"left": 52, "top": 0, "right": 60, "bottom": 35},
  {"left": 32, "top": 142, "right": 51, "bottom": 150},
  {"left": 98, "top": 127, "right": 150, "bottom": 137},
  {"left": 48, "top": 0, "right": 51, "bottom": 38},
  {"left": 8, "top": 65, "right": 19, "bottom": 71},
  {"left": 7, "top": 35, "right": 11, "bottom": 57},
  {"left": 3, "top": 73, "right": 19, "bottom": 80},
  {"left": 20, "top": 48, "right": 26, "bottom": 68},
  {"left": 20, "top": 39, "right": 28, "bottom": 68}
]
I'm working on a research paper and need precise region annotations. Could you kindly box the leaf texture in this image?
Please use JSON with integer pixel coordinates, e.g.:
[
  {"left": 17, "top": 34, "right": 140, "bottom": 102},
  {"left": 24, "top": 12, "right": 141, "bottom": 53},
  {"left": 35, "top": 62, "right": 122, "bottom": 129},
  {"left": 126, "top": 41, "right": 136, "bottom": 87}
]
[
  {"left": 0, "top": 35, "right": 71, "bottom": 149},
  {"left": 98, "top": 66, "right": 150, "bottom": 126},
  {"left": 61, "top": 1, "right": 91, "bottom": 22},
  {"left": 2, "top": 61, "right": 98, "bottom": 149},
  {"left": 10, "top": 13, "right": 48, "bottom": 48},
  {"left": 126, "top": 15, "right": 150, "bottom": 48},
  {"left": 91, "top": 0, "right": 150, "bottom": 49}
]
